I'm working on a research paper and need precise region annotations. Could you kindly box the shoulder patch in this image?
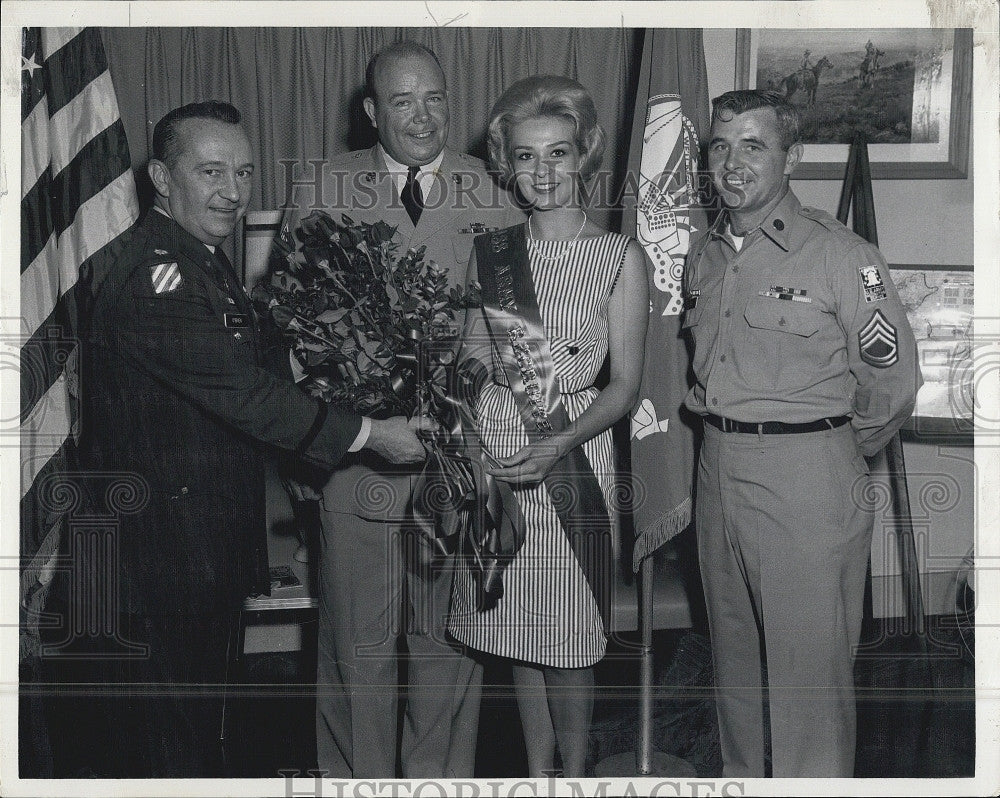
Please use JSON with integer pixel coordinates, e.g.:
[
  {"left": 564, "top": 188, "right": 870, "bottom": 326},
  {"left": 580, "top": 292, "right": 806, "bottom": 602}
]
[
  {"left": 859, "top": 309, "right": 898, "bottom": 367},
  {"left": 859, "top": 264, "right": 888, "bottom": 302},
  {"left": 149, "top": 262, "right": 183, "bottom": 294}
]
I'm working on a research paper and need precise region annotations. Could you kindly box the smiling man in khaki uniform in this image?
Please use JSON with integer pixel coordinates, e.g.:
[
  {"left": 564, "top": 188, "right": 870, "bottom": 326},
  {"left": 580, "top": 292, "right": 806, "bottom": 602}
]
[
  {"left": 277, "top": 41, "right": 522, "bottom": 777},
  {"left": 683, "top": 90, "right": 920, "bottom": 777}
]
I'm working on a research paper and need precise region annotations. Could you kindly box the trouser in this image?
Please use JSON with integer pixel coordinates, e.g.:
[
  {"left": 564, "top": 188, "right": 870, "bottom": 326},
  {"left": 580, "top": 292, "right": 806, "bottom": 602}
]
[
  {"left": 316, "top": 508, "right": 482, "bottom": 778},
  {"left": 696, "top": 421, "right": 874, "bottom": 777},
  {"left": 40, "top": 598, "right": 236, "bottom": 778}
]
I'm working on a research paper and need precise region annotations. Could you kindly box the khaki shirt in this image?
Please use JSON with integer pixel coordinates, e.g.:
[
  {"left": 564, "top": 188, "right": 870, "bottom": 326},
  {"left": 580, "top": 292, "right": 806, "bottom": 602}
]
[{"left": 683, "top": 189, "right": 921, "bottom": 456}]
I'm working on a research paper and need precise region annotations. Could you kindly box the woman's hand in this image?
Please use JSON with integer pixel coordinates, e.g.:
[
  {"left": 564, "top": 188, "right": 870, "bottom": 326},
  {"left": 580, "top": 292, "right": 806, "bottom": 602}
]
[{"left": 487, "top": 440, "right": 564, "bottom": 485}]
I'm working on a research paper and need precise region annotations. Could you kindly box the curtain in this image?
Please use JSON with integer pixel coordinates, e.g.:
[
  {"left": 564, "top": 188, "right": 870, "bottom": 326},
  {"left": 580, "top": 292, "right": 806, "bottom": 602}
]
[{"left": 100, "top": 27, "right": 643, "bottom": 239}]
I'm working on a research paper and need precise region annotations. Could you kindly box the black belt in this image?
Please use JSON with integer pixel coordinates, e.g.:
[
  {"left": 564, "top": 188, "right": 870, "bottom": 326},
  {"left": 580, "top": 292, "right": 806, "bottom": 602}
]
[{"left": 704, "top": 414, "right": 850, "bottom": 434}]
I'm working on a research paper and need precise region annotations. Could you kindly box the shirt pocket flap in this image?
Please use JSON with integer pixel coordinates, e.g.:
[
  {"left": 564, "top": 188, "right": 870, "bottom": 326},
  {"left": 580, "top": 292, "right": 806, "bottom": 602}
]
[{"left": 744, "top": 296, "right": 821, "bottom": 337}]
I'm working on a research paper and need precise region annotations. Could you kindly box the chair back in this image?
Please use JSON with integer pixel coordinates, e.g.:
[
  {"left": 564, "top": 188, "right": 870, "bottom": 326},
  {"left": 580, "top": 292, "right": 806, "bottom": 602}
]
[{"left": 242, "top": 210, "right": 284, "bottom": 290}]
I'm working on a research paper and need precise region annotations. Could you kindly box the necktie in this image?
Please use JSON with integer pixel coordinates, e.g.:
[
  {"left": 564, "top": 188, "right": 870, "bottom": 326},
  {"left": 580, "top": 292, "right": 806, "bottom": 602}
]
[
  {"left": 401, "top": 165, "right": 424, "bottom": 226},
  {"left": 215, "top": 248, "right": 248, "bottom": 310}
]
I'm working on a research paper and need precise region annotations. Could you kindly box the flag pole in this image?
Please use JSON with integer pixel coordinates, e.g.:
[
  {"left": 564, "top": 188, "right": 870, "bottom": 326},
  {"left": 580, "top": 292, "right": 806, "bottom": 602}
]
[{"left": 595, "top": 551, "right": 697, "bottom": 777}]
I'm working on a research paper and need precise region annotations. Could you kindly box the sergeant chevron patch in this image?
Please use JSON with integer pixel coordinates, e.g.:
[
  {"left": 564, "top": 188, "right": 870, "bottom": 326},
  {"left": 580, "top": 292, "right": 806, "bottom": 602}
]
[
  {"left": 859, "top": 309, "right": 898, "bottom": 367},
  {"left": 150, "top": 262, "right": 182, "bottom": 294}
]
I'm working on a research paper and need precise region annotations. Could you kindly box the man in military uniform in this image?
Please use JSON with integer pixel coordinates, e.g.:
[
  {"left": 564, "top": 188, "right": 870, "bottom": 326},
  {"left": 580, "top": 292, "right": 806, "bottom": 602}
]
[
  {"left": 43, "top": 101, "right": 427, "bottom": 778},
  {"left": 278, "top": 41, "right": 523, "bottom": 777},
  {"left": 682, "top": 90, "right": 920, "bottom": 776}
]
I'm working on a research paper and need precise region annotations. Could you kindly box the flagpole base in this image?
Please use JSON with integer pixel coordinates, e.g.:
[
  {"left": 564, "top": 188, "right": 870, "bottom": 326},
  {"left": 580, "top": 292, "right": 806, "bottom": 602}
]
[{"left": 594, "top": 750, "right": 698, "bottom": 777}]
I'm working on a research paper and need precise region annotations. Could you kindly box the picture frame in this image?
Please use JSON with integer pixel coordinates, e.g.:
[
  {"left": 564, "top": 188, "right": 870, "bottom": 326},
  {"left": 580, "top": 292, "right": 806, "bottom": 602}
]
[
  {"left": 887, "top": 264, "right": 974, "bottom": 438},
  {"left": 735, "top": 28, "right": 972, "bottom": 179}
]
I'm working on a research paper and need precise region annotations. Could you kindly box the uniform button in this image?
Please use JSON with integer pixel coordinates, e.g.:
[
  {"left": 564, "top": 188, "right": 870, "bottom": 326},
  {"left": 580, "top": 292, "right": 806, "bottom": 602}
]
[
  {"left": 567, "top": 345, "right": 579, "bottom": 355},
  {"left": 732, "top": 265, "right": 739, "bottom": 274},
  {"left": 712, "top": 397, "right": 719, "bottom": 406},
  {"left": 234, "top": 332, "right": 243, "bottom": 340},
  {"left": 180, "top": 486, "right": 189, "bottom": 495},
  {"left": 773, "top": 219, "right": 785, "bottom": 231},
  {"left": 724, "top": 309, "right": 731, "bottom": 318},
  {"left": 720, "top": 354, "right": 726, "bottom": 362},
  {"left": 778, "top": 317, "right": 787, "bottom": 326}
]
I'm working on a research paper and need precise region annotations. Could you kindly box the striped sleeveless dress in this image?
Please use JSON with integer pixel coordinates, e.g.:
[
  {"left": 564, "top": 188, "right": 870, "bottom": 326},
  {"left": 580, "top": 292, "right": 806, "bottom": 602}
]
[{"left": 449, "top": 231, "right": 632, "bottom": 668}]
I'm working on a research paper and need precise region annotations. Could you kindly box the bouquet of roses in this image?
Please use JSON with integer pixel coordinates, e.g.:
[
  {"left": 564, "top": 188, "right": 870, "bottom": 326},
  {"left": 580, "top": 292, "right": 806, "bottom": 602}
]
[
  {"left": 256, "top": 210, "right": 479, "bottom": 424},
  {"left": 256, "top": 210, "right": 481, "bottom": 558}
]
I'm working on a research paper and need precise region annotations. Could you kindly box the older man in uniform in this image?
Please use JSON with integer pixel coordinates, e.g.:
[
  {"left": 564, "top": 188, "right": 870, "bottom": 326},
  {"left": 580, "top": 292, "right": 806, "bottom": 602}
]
[
  {"left": 682, "top": 90, "right": 920, "bottom": 777},
  {"left": 278, "top": 41, "right": 523, "bottom": 777},
  {"left": 43, "top": 101, "right": 426, "bottom": 778}
]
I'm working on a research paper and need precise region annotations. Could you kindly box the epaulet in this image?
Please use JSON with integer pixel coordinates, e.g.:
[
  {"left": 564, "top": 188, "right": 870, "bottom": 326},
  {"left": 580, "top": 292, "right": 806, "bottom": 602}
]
[
  {"left": 327, "top": 149, "right": 367, "bottom": 168},
  {"left": 455, "top": 151, "right": 487, "bottom": 170},
  {"left": 798, "top": 205, "right": 846, "bottom": 232},
  {"left": 138, "top": 245, "right": 177, "bottom": 267}
]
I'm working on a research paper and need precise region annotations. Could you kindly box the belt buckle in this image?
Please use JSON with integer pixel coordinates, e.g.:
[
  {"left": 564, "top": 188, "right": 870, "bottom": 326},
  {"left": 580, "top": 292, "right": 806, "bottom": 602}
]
[{"left": 722, "top": 417, "right": 736, "bottom": 433}]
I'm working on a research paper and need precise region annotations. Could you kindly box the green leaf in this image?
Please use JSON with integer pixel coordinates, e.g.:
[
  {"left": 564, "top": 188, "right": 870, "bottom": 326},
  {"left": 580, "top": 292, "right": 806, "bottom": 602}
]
[{"left": 316, "top": 308, "right": 350, "bottom": 324}]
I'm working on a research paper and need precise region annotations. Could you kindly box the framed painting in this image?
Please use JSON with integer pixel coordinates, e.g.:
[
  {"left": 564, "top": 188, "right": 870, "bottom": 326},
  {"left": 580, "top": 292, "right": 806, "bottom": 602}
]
[
  {"left": 887, "top": 265, "right": 974, "bottom": 438},
  {"left": 735, "top": 28, "right": 972, "bottom": 179}
]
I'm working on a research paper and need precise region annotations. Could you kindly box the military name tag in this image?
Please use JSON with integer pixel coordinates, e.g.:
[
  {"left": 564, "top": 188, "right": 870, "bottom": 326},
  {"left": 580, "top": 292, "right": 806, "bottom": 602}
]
[{"left": 224, "top": 312, "right": 250, "bottom": 329}]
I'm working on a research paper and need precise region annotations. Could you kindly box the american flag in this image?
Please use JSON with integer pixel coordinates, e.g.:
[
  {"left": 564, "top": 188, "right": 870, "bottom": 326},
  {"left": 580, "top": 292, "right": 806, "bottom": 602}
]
[{"left": 19, "top": 27, "right": 138, "bottom": 656}]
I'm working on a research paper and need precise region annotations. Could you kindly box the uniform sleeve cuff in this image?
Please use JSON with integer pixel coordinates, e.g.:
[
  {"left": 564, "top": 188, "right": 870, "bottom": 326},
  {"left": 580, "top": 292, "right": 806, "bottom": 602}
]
[{"left": 348, "top": 416, "right": 371, "bottom": 452}]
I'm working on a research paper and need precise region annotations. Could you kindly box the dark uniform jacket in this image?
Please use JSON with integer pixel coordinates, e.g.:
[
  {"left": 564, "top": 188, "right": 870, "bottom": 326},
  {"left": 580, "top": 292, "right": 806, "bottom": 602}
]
[{"left": 78, "top": 209, "right": 362, "bottom": 614}]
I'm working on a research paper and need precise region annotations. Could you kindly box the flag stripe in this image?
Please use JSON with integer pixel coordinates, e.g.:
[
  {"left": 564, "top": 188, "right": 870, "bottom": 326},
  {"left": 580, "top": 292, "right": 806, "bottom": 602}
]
[
  {"left": 21, "top": 373, "right": 73, "bottom": 499},
  {"left": 21, "top": 28, "right": 46, "bottom": 121},
  {"left": 20, "top": 296, "right": 77, "bottom": 426},
  {"left": 49, "top": 72, "right": 123, "bottom": 177},
  {"left": 39, "top": 27, "right": 84, "bottom": 63},
  {"left": 21, "top": 170, "right": 138, "bottom": 337},
  {"left": 20, "top": 436, "right": 76, "bottom": 563},
  {"left": 42, "top": 27, "right": 106, "bottom": 117},
  {"left": 21, "top": 98, "right": 50, "bottom": 201},
  {"left": 20, "top": 169, "right": 54, "bottom": 274},
  {"left": 21, "top": 120, "right": 132, "bottom": 273}
]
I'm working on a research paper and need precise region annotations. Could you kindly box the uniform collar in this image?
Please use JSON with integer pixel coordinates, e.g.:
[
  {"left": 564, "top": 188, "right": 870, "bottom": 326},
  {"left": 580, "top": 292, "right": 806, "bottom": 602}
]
[
  {"left": 754, "top": 189, "right": 799, "bottom": 251},
  {"left": 377, "top": 144, "right": 445, "bottom": 182},
  {"left": 152, "top": 205, "right": 217, "bottom": 253},
  {"left": 711, "top": 189, "right": 800, "bottom": 252},
  {"left": 142, "top": 207, "right": 228, "bottom": 267}
]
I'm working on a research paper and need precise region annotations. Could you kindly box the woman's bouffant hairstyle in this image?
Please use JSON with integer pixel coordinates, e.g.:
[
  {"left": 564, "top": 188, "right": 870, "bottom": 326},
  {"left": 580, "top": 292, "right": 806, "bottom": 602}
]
[{"left": 486, "top": 75, "right": 606, "bottom": 185}]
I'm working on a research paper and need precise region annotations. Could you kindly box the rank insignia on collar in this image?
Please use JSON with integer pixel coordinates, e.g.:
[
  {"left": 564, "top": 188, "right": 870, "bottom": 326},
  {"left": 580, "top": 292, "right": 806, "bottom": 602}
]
[
  {"left": 859, "top": 265, "right": 887, "bottom": 303},
  {"left": 149, "top": 262, "right": 182, "bottom": 294},
  {"left": 859, "top": 309, "right": 898, "bottom": 367}
]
